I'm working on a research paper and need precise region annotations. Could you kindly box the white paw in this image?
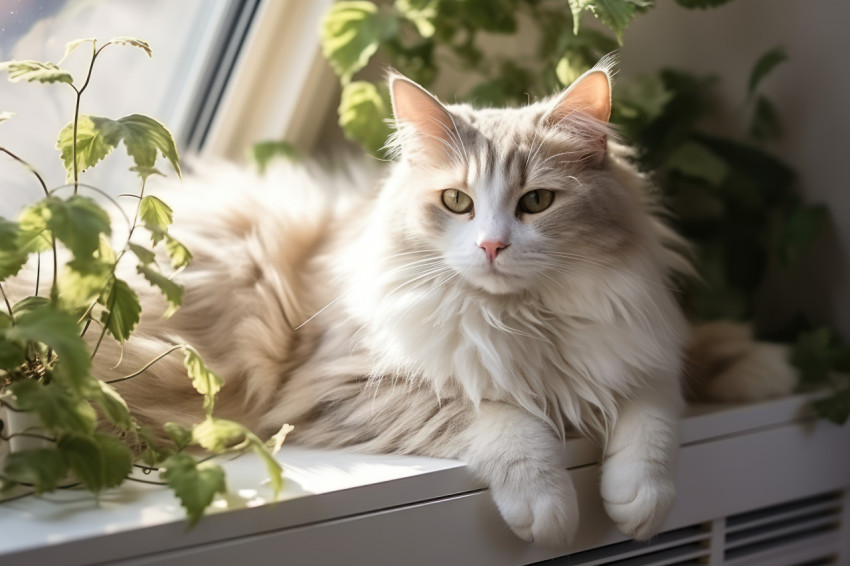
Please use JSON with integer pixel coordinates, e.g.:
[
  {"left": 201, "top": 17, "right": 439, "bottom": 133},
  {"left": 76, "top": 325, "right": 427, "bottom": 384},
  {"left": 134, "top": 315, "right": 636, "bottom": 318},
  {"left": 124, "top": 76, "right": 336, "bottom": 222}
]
[
  {"left": 490, "top": 467, "right": 579, "bottom": 547},
  {"left": 601, "top": 459, "right": 676, "bottom": 540}
]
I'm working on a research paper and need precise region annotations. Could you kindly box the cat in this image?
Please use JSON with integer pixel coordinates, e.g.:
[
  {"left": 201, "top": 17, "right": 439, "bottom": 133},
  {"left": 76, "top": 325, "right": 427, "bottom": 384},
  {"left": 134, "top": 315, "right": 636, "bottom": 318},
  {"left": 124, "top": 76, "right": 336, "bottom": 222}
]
[{"left": 54, "top": 60, "right": 795, "bottom": 547}]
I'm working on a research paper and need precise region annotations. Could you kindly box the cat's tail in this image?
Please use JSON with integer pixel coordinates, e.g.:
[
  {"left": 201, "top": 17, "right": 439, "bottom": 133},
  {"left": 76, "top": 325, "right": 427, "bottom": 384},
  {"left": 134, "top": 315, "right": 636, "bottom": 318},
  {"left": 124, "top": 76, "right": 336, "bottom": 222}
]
[{"left": 684, "top": 321, "right": 798, "bottom": 402}]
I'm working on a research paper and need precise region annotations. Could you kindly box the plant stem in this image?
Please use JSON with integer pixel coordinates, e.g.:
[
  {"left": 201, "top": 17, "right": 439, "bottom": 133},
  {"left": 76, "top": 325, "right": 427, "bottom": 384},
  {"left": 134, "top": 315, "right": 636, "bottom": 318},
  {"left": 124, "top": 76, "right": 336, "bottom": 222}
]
[
  {"left": 35, "top": 252, "right": 40, "bottom": 297},
  {"left": 89, "top": 280, "right": 116, "bottom": 360},
  {"left": 0, "top": 283, "right": 13, "bottom": 323},
  {"left": 106, "top": 344, "right": 184, "bottom": 384},
  {"left": 0, "top": 147, "right": 49, "bottom": 197},
  {"left": 71, "top": 42, "right": 101, "bottom": 195}
]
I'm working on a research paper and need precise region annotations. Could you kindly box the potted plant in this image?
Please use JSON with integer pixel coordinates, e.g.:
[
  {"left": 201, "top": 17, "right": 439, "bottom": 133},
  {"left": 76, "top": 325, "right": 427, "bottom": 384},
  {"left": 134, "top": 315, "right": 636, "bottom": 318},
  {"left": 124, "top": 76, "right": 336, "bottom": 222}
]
[{"left": 0, "top": 37, "right": 290, "bottom": 525}]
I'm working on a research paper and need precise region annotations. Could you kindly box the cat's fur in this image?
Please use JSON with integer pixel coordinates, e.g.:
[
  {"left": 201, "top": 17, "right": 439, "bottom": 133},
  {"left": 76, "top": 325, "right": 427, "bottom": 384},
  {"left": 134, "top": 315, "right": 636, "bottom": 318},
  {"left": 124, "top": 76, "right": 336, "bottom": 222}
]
[{"left": 14, "top": 61, "right": 796, "bottom": 546}]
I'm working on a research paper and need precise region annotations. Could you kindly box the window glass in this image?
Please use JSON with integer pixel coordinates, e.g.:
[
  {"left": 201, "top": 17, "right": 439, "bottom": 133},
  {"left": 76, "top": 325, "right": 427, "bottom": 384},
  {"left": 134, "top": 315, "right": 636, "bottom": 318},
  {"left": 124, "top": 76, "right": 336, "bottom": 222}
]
[{"left": 0, "top": 0, "right": 233, "bottom": 215}]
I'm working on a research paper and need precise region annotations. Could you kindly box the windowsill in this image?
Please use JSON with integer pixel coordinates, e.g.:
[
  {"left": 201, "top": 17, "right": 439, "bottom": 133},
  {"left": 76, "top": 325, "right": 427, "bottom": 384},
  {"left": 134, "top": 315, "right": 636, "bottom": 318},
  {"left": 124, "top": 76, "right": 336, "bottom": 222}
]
[{"left": 0, "top": 392, "right": 842, "bottom": 565}]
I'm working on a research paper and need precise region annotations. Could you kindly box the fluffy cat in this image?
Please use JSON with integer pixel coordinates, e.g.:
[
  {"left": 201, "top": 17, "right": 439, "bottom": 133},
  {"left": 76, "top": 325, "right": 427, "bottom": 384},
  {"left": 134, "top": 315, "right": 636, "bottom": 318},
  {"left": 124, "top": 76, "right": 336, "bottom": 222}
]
[{"left": 38, "top": 61, "right": 795, "bottom": 546}]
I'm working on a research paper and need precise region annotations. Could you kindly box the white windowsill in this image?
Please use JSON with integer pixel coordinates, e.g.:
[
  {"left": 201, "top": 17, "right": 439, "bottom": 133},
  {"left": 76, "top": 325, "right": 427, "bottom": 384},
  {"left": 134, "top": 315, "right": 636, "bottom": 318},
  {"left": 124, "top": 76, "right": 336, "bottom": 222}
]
[{"left": 0, "top": 392, "right": 847, "bottom": 565}]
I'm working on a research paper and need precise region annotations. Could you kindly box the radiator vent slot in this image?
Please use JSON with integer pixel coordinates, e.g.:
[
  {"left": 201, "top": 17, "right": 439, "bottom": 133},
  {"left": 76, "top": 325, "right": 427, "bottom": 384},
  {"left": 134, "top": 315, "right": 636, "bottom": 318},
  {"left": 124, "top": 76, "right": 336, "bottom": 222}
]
[
  {"left": 723, "top": 492, "right": 843, "bottom": 563},
  {"left": 534, "top": 525, "right": 710, "bottom": 566}
]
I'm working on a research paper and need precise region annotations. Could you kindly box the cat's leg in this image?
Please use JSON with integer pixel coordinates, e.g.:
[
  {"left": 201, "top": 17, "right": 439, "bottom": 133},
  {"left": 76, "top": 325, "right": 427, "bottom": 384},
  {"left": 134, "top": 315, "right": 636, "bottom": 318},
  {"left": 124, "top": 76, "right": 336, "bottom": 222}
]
[
  {"left": 600, "top": 386, "right": 681, "bottom": 540},
  {"left": 461, "top": 401, "right": 579, "bottom": 546}
]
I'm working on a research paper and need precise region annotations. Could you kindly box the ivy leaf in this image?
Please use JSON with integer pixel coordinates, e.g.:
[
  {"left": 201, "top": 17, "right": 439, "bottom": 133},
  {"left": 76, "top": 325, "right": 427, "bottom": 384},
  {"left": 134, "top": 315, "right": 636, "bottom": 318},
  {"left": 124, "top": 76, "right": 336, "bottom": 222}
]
[
  {"left": 2, "top": 449, "right": 68, "bottom": 494},
  {"left": 164, "top": 422, "right": 193, "bottom": 451},
  {"left": 129, "top": 165, "right": 165, "bottom": 181},
  {"left": 247, "top": 140, "right": 299, "bottom": 175},
  {"left": 137, "top": 264, "right": 183, "bottom": 317},
  {"left": 58, "top": 259, "right": 112, "bottom": 309},
  {"left": 128, "top": 242, "right": 157, "bottom": 265},
  {"left": 56, "top": 116, "right": 117, "bottom": 180},
  {"left": 812, "top": 387, "right": 850, "bottom": 425},
  {"left": 62, "top": 38, "right": 95, "bottom": 61},
  {"left": 11, "top": 296, "right": 49, "bottom": 317},
  {"left": 779, "top": 204, "right": 828, "bottom": 267},
  {"left": 104, "top": 37, "right": 153, "bottom": 58},
  {"left": 568, "top": 0, "right": 653, "bottom": 43},
  {"left": 192, "top": 417, "right": 246, "bottom": 452},
  {"left": 104, "top": 114, "right": 180, "bottom": 177},
  {"left": 666, "top": 141, "right": 729, "bottom": 187},
  {"left": 9, "top": 379, "right": 97, "bottom": 435},
  {"left": 161, "top": 453, "right": 227, "bottom": 527},
  {"left": 748, "top": 46, "right": 787, "bottom": 96},
  {"left": 614, "top": 74, "right": 673, "bottom": 122},
  {"left": 0, "top": 218, "right": 29, "bottom": 282},
  {"left": 555, "top": 55, "right": 589, "bottom": 87},
  {"left": 749, "top": 95, "right": 782, "bottom": 141},
  {"left": 94, "top": 381, "right": 133, "bottom": 430},
  {"left": 100, "top": 277, "right": 141, "bottom": 343},
  {"left": 16, "top": 205, "right": 53, "bottom": 254},
  {"left": 0, "top": 60, "right": 74, "bottom": 84},
  {"left": 0, "top": 333, "right": 27, "bottom": 368},
  {"left": 339, "top": 81, "right": 392, "bottom": 156},
  {"left": 57, "top": 432, "right": 133, "bottom": 492},
  {"left": 139, "top": 195, "right": 173, "bottom": 244},
  {"left": 395, "top": 0, "right": 439, "bottom": 38},
  {"left": 321, "top": 1, "right": 398, "bottom": 83},
  {"left": 183, "top": 348, "right": 223, "bottom": 415},
  {"left": 164, "top": 235, "right": 192, "bottom": 269},
  {"left": 7, "top": 306, "right": 94, "bottom": 394},
  {"left": 137, "top": 425, "right": 173, "bottom": 467}
]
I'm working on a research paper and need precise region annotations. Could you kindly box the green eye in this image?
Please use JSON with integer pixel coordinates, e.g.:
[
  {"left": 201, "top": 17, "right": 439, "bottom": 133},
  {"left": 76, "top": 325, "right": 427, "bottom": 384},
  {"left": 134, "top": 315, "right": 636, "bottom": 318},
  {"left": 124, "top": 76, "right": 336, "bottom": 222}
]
[
  {"left": 518, "top": 189, "right": 554, "bottom": 214},
  {"left": 441, "top": 189, "right": 473, "bottom": 214}
]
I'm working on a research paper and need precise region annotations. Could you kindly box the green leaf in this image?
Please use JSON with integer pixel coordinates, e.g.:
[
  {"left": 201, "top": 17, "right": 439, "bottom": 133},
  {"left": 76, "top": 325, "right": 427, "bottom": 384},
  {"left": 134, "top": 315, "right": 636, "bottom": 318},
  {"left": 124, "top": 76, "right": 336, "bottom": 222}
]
[
  {"left": 192, "top": 417, "right": 246, "bottom": 452},
  {"left": 56, "top": 116, "right": 117, "bottom": 180},
  {"left": 164, "top": 422, "right": 193, "bottom": 451},
  {"left": 161, "top": 453, "right": 227, "bottom": 527},
  {"left": 666, "top": 141, "right": 729, "bottom": 187},
  {"left": 139, "top": 195, "right": 173, "bottom": 243},
  {"left": 164, "top": 235, "right": 192, "bottom": 270},
  {"left": 58, "top": 259, "right": 112, "bottom": 309},
  {"left": 0, "top": 218, "right": 29, "bottom": 282},
  {"left": 182, "top": 348, "right": 223, "bottom": 415},
  {"left": 555, "top": 55, "right": 588, "bottom": 87},
  {"left": 11, "top": 296, "right": 49, "bottom": 317},
  {"left": 104, "top": 36, "right": 153, "bottom": 58},
  {"left": 395, "top": 0, "right": 439, "bottom": 38},
  {"left": 614, "top": 74, "right": 673, "bottom": 122},
  {"left": 129, "top": 165, "right": 165, "bottom": 181},
  {"left": 812, "top": 387, "right": 850, "bottom": 425},
  {"left": 57, "top": 432, "right": 133, "bottom": 492},
  {"left": 748, "top": 46, "right": 787, "bottom": 96},
  {"left": 338, "top": 81, "right": 392, "bottom": 156},
  {"left": 7, "top": 306, "right": 94, "bottom": 394},
  {"left": 106, "top": 114, "right": 181, "bottom": 177},
  {"left": 2, "top": 449, "right": 68, "bottom": 494},
  {"left": 94, "top": 381, "right": 133, "bottom": 430},
  {"left": 100, "top": 277, "right": 141, "bottom": 343},
  {"left": 62, "top": 38, "right": 95, "bottom": 61},
  {"left": 128, "top": 243, "right": 157, "bottom": 265},
  {"left": 749, "top": 95, "right": 782, "bottom": 141},
  {"left": 0, "top": 60, "right": 74, "bottom": 84},
  {"left": 9, "top": 380, "right": 97, "bottom": 435},
  {"left": 137, "top": 264, "right": 183, "bottom": 318},
  {"left": 0, "top": 334, "right": 27, "bottom": 368},
  {"left": 568, "top": 0, "right": 653, "bottom": 43},
  {"left": 137, "top": 425, "right": 173, "bottom": 467},
  {"left": 247, "top": 140, "right": 299, "bottom": 175},
  {"left": 321, "top": 1, "right": 398, "bottom": 83},
  {"left": 16, "top": 205, "right": 53, "bottom": 254},
  {"left": 779, "top": 204, "right": 828, "bottom": 267}
]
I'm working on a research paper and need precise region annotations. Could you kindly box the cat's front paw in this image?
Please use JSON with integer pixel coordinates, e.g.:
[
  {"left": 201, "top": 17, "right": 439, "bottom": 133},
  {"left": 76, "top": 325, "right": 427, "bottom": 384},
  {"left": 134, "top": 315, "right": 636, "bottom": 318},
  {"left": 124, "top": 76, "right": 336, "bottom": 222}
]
[
  {"left": 491, "top": 467, "right": 579, "bottom": 547},
  {"left": 600, "top": 459, "right": 676, "bottom": 540}
]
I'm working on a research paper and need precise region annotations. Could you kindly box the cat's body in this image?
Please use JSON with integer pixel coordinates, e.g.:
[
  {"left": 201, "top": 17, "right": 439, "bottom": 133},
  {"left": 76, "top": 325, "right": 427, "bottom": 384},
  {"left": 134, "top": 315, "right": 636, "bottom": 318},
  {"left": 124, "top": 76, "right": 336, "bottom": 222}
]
[{"left": 24, "top": 64, "right": 795, "bottom": 546}]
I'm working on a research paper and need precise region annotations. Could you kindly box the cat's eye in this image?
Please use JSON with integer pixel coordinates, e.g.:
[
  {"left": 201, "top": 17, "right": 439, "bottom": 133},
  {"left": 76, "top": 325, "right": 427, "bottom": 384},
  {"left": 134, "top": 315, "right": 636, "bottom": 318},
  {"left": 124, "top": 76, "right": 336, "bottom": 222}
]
[
  {"left": 518, "top": 189, "right": 554, "bottom": 214},
  {"left": 441, "top": 189, "right": 473, "bottom": 214}
]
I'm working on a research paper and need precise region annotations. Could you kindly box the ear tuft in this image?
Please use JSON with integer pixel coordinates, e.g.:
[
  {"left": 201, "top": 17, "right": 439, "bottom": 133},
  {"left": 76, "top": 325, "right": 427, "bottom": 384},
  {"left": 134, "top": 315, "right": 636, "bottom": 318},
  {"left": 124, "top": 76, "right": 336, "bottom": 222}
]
[{"left": 545, "top": 69, "right": 612, "bottom": 126}]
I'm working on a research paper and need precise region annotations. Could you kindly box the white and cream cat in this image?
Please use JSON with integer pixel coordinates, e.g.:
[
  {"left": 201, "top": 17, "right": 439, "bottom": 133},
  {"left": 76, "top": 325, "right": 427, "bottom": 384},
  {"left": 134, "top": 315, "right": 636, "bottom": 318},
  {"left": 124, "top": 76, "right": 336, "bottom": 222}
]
[{"left": 74, "top": 62, "right": 796, "bottom": 546}]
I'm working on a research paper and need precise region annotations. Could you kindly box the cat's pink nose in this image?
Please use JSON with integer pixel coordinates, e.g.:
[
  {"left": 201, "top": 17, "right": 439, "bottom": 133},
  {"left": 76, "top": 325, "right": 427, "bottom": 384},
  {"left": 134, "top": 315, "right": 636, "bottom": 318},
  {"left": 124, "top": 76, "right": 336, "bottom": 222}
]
[{"left": 478, "top": 240, "right": 508, "bottom": 262}]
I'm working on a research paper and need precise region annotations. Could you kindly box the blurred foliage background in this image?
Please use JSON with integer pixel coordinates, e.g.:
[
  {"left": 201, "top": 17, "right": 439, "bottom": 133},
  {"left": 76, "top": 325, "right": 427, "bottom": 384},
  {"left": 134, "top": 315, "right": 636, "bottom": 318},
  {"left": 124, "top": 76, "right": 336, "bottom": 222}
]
[{"left": 314, "top": 0, "right": 850, "bottom": 422}]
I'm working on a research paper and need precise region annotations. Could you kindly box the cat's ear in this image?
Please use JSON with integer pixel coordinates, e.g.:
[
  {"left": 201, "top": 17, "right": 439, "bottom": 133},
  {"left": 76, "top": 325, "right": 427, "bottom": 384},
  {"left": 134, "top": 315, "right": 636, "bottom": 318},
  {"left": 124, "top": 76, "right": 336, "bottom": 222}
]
[
  {"left": 543, "top": 68, "right": 612, "bottom": 166},
  {"left": 389, "top": 73, "right": 460, "bottom": 161}
]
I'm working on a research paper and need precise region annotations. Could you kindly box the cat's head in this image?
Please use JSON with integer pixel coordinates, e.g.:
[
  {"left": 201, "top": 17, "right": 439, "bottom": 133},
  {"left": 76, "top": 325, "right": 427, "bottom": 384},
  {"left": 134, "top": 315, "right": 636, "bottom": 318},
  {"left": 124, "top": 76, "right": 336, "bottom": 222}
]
[{"left": 384, "top": 61, "right": 647, "bottom": 296}]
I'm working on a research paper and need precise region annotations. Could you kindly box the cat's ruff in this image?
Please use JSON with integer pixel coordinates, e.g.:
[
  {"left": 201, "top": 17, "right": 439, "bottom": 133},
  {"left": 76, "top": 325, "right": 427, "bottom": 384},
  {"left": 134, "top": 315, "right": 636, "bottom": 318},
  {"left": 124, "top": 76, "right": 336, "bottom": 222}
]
[{"left": 17, "top": 61, "right": 794, "bottom": 547}]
